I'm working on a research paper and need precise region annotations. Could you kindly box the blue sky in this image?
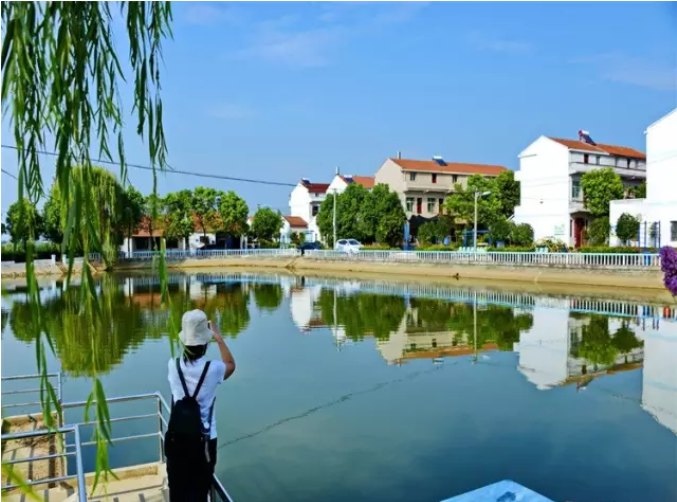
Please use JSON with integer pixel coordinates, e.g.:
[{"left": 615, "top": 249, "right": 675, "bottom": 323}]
[{"left": 2, "top": 1, "right": 676, "bottom": 216}]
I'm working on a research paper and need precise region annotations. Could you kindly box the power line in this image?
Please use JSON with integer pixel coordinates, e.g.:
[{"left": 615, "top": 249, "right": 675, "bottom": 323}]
[
  {"left": 1, "top": 168, "right": 18, "bottom": 180},
  {"left": 1, "top": 144, "right": 296, "bottom": 188}
]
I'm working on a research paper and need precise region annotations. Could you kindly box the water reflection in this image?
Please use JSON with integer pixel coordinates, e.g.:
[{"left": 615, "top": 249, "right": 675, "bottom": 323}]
[{"left": 2, "top": 272, "right": 676, "bottom": 435}]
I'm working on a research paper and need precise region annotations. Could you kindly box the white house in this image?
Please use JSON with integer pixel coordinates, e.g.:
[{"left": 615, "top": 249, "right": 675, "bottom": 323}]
[
  {"left": 288, "top": 179, "right": 330, "bottom": 242},
  {"left": 327, "top": 174, "right": 375, "bottom": 194},
  {"left": 514, "top": 133, "right": 646, "bottom": 247},
  {"left": 609, "top": 108, "right": 677, "bottom": 248},
  {"left": 279, "top": 215, "right": 309, "bottom": 245}
]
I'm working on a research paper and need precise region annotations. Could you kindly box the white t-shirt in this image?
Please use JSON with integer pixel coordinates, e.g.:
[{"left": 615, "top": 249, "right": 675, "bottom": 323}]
[{"left": 168, "top": 357, "right": 226, "bottom": 439}]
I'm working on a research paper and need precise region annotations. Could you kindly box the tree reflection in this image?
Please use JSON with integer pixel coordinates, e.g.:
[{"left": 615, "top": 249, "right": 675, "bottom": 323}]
[
  {"left": 409, "top": 298, "right": 533, "bottom": 351},
  {"left": 253, "top": 284, "right": 283, "bottom": 312},
  {"left": 612, "top": 322, "right": 643, "bottom": 354},
  {"left": 198, "top": 283, "right": 250, "bottom": 338},
  {"left": 572, "top": 316, "right": 619, "bottom": 366},
  {"left": 317, "top": 290, "right": 406, "bottom": 341}
]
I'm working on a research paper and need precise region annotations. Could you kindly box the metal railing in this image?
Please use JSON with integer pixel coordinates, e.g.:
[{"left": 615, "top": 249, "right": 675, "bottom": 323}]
[
  {"left": 304, "top": 250, "right": 662, "bottom": 269},
  {"left": 1, "top": 377, "right": 235, "bottom": 502},
  {"left": 89, "top": 248, "right": 299, "bottom": 263},
  {"left": 1, "top": 373, "right": 62, "bottom": 412}
]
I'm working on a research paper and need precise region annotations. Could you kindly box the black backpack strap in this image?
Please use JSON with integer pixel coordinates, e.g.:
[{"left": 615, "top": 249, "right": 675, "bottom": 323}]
[
  {"left": 192, "top": 361, "right": 212, "bottom": 399},
  {"left": 175, "top": 358, "right": 190, "bottom": 398}
]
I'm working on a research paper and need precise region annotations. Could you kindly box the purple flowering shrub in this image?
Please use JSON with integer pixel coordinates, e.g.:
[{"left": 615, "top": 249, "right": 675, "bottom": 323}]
[{"left": 660, "top": 247, "right": 677, "bottom": 296}]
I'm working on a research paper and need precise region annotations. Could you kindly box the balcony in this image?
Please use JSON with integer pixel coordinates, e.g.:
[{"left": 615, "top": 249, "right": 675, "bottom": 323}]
[
  {"left": 403, "top": 181, "right": 453, "bottom": 193},
  {"left": 568, "top": 162, "right": 646, "bottom": 180}
]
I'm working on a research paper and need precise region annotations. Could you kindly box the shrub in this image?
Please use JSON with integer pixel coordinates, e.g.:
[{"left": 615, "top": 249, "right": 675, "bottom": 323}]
[
  {"left": 363, "top": 243, "right": 399, "bottom": 250},
  {"left": 511, "top": 223, "right": 534, "bottom": 246},
  {"left": 419, "top": 243, "right": 459, "bottom": 251},
  {"left": 586, "top": 217, "right": 610, "bottom": 245},
  {"left": 616, "top": 213, "right": 639, "bottom": 244},
  {"left": 490, "top": 217, "right": 511, "bottom": 243},
  {"left": 417, "top": 220, "right": 448, "bottom": 246},
  {"left": 487, "top": 246, "right": 535, "bottom": 253},
  {"left": 660, "top": 247, "right": 677, "bottom": 296},
  {"left": 577, "top": 246, "right": 659, "bottom": 254}
]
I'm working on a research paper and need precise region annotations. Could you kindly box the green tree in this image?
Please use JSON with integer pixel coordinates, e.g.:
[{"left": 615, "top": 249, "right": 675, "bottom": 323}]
[
  {"left": 42, "top": 185, "right": 63, "bottom": 244},
  {"left": 192, "top": 187, "right": 222, "bottom": 241},
  {"left": 495, "top": 171, "right": 520, "bottom": 218},
  {"left": 358, "top": 184, "right": 405, "bottom": 246},
  {"left": 5, "top": 198, "right": 42, "bottom": 246},
  {"left": 164, "top": 190, "right": 194, "bottom": 247},
  {"left": 615, "top": 213, "right": 639, "bottom": 245},
  {"left": 219, "top": 191, "right": 249, "bottom": 238},
  {"left": 337, "top": 183, "right": 369, "bottom": 241},
  {"left": 375, "top": 190, "right": 407, "bottom": 247},
  {"left": 511, "top": 223, "right": 534, "bottom": 246},
  {"left": 490, "top": 216, "right": 511, "bottom": 243},
  {"left": 2, "top": 2, "right": 173, "bottom": 487},
  {"left": 251, "top": 207, "right": 283, "bottom": 241},
  {"left": 581, "top": 168, "right": 624, "bottom": 217},
  {"left": 586, "top": 217, "right": 610, "bottom": 245},
  {"left": 317, "top": 193, "right": 336, "bottom": 246},
  {"left": 629, "top": 182, "right": 646, "bottom": 199},
  {"left": 253, "top": 284, "right": 283, "bottom": 312},
  {"left": 120, "top": 186, "right": 146, "bottom": 254},
  {"left": 444, "top": 175, "right": 501, "bottom": 229}
]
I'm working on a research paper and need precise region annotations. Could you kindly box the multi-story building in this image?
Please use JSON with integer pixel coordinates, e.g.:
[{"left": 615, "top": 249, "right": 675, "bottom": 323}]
[
  {"left": 374, "top": 156, "right": 508, "bottom": 221},
  {"left": 513, "top": 133, "right": 646, "bottom": 247},
  {"left": 610, "top": 108, "right": 677, "bottom": 248},
  {"left": 288, "top": 178, "right": 330, "bottom": 242}
]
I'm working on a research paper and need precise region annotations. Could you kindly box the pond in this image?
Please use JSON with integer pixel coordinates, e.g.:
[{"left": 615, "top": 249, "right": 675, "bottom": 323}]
[{"left": 1, "top": 272, "right": 676, "bottom": 502}]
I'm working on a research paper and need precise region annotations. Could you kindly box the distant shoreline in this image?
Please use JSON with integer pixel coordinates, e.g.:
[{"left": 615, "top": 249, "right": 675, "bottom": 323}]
[{"left": 106, "top": 256, "right": 671, "bottom": 295}]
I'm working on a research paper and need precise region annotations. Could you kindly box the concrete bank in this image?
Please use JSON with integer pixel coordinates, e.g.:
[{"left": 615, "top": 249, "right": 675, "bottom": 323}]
[{"left": 111, "top": 256, "right": 668, "bottom": 292}]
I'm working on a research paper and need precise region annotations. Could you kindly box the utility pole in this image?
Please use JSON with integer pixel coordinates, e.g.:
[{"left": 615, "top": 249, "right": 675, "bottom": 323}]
[
  {"left": 473, "top": 190, "right": 491, "bottom": 251},
  {"left": 332, "top": 188, "right": 337, "bottom": 248}
]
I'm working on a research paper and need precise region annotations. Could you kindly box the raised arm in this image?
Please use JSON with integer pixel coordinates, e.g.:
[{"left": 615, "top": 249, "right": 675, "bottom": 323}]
[{"left": 210, "top": 321, "right": 236, "bottom": 380}]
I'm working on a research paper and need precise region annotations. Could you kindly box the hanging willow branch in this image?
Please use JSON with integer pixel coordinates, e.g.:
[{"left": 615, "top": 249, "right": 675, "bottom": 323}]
[{"left": 1, "top": 1, "right": 173, "bottom": 492}]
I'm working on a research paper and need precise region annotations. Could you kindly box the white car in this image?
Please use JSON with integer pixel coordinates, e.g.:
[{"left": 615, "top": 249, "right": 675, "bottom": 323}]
[{"left": 335, "top": 239, "right": 362, "bottom": 253}]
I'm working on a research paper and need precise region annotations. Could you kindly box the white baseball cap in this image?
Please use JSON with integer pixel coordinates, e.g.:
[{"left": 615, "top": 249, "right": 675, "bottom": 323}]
[{"left": 179, "top": 309, "right": 213, "bottom": 346}]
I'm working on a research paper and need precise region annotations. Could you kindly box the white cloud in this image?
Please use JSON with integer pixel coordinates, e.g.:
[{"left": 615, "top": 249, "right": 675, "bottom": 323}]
[
  {"left": 574, "top": 53, "right": 676, "bottom": 91},
  {"left": 464, "top": 31, "right": 532, "bottom": 54},
  {"left": 208, "top": 103, "right": 257, "bottom": 120}
]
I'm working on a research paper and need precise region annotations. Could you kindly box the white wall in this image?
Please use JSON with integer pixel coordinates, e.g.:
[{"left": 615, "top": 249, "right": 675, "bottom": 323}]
[
  {"left": 289, "top": 184, "right": 313, "bottom": 223},
  {"left": 514, "top": 136, "right": 572, "bottom": 243},
  {"left": 328, "top": 176, "right": 349, "bottom": 195},
  {"left": 646, "top": 108, "right": 677, "bottom": 203},
  {"left": 609, "top": 108, "right": 677, "bottom": 247}
]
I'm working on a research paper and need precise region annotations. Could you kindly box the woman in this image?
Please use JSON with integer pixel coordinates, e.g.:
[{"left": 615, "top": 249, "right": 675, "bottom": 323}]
[{"left": 166, "top": 309, "right": 236, "bottom": 502}]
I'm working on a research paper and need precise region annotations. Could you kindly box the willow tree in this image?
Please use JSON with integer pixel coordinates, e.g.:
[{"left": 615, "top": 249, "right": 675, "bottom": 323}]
[{"left": 2, "top": 2, "right": 173, "bottom": 491}]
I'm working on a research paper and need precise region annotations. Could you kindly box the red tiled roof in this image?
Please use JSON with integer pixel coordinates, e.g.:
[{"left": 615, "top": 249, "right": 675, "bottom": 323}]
[
  {"left": 390, "top": 158, "right": 508, "bottom": 176},
  {"left": 549, "top": 138, "right": 646, "bottom": 160},
  {"left": 301, "top": 180, "right": 330, "bottom": 193},
  {"left": 342, "top": 175, "right": 375, "bottom": 189},
  {"left": 132, "top": 215, "right": 165, "bottom": 237},
  {"left": 283, "top": 215, "right": 308, "bottom": 228}
]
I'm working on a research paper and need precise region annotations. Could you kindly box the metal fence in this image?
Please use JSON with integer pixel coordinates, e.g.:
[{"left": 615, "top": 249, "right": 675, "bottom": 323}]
[
  {"left": 89, "top": 248, "right": 300, "bottom": 263},
  {"left": 1, "top": 375, "right": 235, "bottom": 502},
  {"left": 304, "top": 250, "right": 662, "bottom": 269}
]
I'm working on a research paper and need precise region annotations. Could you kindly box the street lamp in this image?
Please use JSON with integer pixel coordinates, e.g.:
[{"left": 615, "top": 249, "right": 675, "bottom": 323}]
[{"left": 473, "top": 191, "right": 491, "bottom": 251}]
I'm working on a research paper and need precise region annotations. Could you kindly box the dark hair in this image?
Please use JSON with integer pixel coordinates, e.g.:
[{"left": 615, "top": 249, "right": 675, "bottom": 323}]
[{"left": 183, "top": 344, "right": 208, "bottom": 363}]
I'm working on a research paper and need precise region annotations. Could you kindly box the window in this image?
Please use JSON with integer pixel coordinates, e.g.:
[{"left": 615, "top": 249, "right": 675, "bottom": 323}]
[
  {"left": 406, "top": 197, "right": 414, "bottom": 212},
  {"left": 439, "top": 198, "right": 444, "bottom": 214},
  {"left": 409, "top": 172, "right": 417, "bottom": 181},
  {"left": 432, "top": 173, "right": 437, "bottom": 184},
  {"left": 671, "top": 221, "right": 677, "bottom": 242},
  {"left": 571, "top": 180, "right": 581, "bottom": 200},
  {"left": 627, "top": 158, "right": 631, "bottom": 168},
  {"left": 595, "top": 155, "right": 600, "bottom": 165},
  {"left": 312, "top": 205, "right": 319, "bottom": 216},
  {"left": 452, "top": 175, "right": 458, "bottom": 183},
  {"left": 427, "top": 198, "right": 436, "bottom": 213},
  {"left": 583, "top": 154, "right": 589, "bottom": 164}
]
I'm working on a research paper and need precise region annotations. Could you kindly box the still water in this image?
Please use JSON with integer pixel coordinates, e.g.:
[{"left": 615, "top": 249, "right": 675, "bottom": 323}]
[{"left": 2, "top": 272, "right": 676, "bottom": 502}]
